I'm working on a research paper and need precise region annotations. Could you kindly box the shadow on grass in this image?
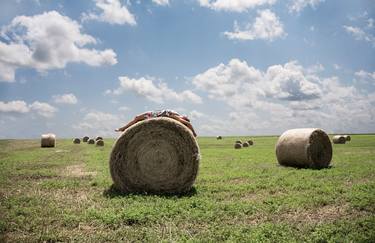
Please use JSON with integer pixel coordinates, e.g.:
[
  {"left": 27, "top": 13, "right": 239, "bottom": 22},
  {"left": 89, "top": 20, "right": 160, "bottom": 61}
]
[
  {"left": 278, "top": 164, "right": 334, "bottom": 170},
  {"left": 103, "top": 184, "right": 197, "bottom": 198}
]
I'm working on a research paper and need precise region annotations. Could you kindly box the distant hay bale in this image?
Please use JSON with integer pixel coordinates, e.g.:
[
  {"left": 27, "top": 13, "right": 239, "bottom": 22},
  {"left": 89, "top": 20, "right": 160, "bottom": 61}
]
[
  {"left": 87, "top": 138, "right": 95, "bottom": 144},
  {"left": 235, "top": 140, "right": 242, "bottom": 144},
  {"left": 242, "top": 142, "right": 249, "bottom": 147},
  {"left": 41, "top": 133, "right": 56, "bottom": 148},
  {"left": 276, "top": 128, "right": 332, "bottom": 168},
  {"left": 96, "top": 139, "right": 104, "bottom": 146},
  {"left": 332, "top": 135, "right": 346, "bottom": 144},
  {"left": 73, "top": 138, "right": 81, "bottom": 144},
  {"left": 109, "top": 117, "right": 200, "bottom": 194},
  {"left": 247, "top": 140, "right": 254, "bottom": 145},
  {"left": 234, "top": 143, "right": 242, "bottom": 149},
  {"left": 95, "top": 136, "right": 103, "bottom": 141},
  {"left": 343, "top": 135, "right": 351, "bottom": 141},
  {"left": 217, "top": 136, "right": 222, "bottom": 140},
  {"left": 83, "top": 136, "right": 89, "bottom": 142}
]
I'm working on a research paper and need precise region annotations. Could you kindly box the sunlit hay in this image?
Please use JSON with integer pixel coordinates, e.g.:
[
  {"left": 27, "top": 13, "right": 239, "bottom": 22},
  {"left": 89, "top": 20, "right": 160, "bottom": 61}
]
[
  {"left": 96, "top": 139, "right": 104, "bottom": 146},
  {"left": 87, "top": 138, "right": 95, "bottom": 144},
  {"left": 235, "top": 140, "right": 242, "bottom": 144},
  {"left": 242, "top": 142, "right": 249, "bottom": 147},
  {"left": 332, "top": 135, "right": 346, "bottom": 144},
  {"left": 276, "top": 128, "right": 332, "bottom": 169},
  {"left": 234, "top": 143, "right": 242, "bottom": 149},
  {"left": 343, "top": 135, "right": 351, "bottom": 141},
  {"left": 83, "top": 136, "right": 89, "bottom": 142},
  {"left": 247, "top": 140, "right": 254, "bottom": 145},
  {"left": 109, "top": 117, "right": 200, "bottom": 194},
  {"left": 73, "top": 138, "right": 81, "bottom": 144},
  {"left": 217, "top": 136, "right": 222, "bottom": 140},
  {"left": 41, "top": 133, "right": 56, "bottom": 148},
  {"left": 95, "top": 136, "right": 103, "bottom": 141}
]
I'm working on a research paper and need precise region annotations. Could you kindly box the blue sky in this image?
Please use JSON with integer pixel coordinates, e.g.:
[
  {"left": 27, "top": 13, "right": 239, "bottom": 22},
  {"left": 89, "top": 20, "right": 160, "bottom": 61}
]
[{"left": 0, "top": 0, "right": 374, "bottom": 138}]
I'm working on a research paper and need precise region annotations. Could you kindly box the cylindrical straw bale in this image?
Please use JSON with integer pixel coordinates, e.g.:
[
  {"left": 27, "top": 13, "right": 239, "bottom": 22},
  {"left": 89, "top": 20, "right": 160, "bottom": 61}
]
[
  {"left": 109, "top": 117, "right": 200, "bottom": 194},
  {"left": 247, "top": 140, "right": 253, "bottom": 145},
  {"left": 95, "top": 136, "right": 103, "bottom": 141},
  {"left": 275, "top": 128, "right": 332, "bottom": 168},
  {"left": 234, "top": 143, "right": 242, "bottom": 149},
  {"left": 242, "top": 142, "right": 249, "bottom": 147},
  {"left": 332, "top": 135, "right": 346, "bottom": 144},
  {"left": 87, "top": 138, "right": 95, "bottom": 144},
  {"left": 41, "top": 133, "right": 56, "bottom": 148},
  {"left": 73, "top": 138, "right": 81, "bottom": 144},
  {"left": 96, "top": 139, "right": 104, "bottom": 146},
  {"left": 235, "top": 140, "right": 242, "bottom": 144},
  {"left": 83, "top": 136, "right": 89, "bottom": 142},
  {"left": 217, "top": 136, "right": 222, "bottom": 140},
  {"left": 343, "top": 135, "right": 351, "bottom": 141}
]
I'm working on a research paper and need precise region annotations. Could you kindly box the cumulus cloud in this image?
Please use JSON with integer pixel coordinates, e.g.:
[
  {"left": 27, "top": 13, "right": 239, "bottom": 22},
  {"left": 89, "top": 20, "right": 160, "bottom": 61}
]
[
  {"left": 355, "top": 70, "right": 375, "bottom": 87},
  {"left": 198, "top": 0, "right": 276, "bottom": 12},
  {"left": 224, "top": 9, "right": 286, "bottom": 41},
  {"left": 191, "top": 58, "right": 375, "bottom": 135},
  {"left": 0, "top": 11, "right": 117, "bottom": 82},
  {"left": 152, "top": 0, "right": 169, "bottom": 6},
  {"left": 343, "top": 25, "right": 375, "bottom": 47},
  {"left": 107, "top": 76, "right": 202, "bottom": 104},
  {"left": 53, "top": 93, "right": 78, "bottom": 105},
  {"left": 0, "top": 100, "right": 57, "bottom": 117},
  {"left": 82, "top": 0, "right": 136, "bottom": 25},
  {"left": 288, "top": 0, "right": 325, "bottom": 13}
]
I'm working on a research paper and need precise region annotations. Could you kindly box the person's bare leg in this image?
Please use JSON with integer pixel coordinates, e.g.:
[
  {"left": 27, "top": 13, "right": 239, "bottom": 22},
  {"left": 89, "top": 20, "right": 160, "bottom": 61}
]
[
  {"left": 115, "top": 114, "right": 147, "bottom": 132},
  {"left": 169, "top": 115, "right": 197, "bottom": 137}
]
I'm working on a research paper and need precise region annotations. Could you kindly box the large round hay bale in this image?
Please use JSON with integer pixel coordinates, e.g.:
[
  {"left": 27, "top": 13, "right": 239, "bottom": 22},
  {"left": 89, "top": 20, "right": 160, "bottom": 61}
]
[
  {"left": 343, "top": 135, "right": 351, "bottom": 141},
  {"left": 217, "top": 136, "right": 222, "bottom": 140},
  {"left": 73, "top": 138, "right": 81, "bottom": 144},
  {"left": 234, "top": 143, "right": 242, "bottom": 149},
  {"left": 83, "top": 136, "right": 89, "bottom": 142},
  {"left": 41, "top": 133, "right": 56, "bottom": 148},
  {"left": 235, "top": 140, "right": 242, "bottom": 144},
  {"left": 275, "top": 128, "right": 332, "bottom": 168},
  {"left": 242, "top": 142, "right": 249, "bottom": 147},
  {"left": 95, "top": 136, "right": 103, "bottom": 141},
  {"left": 87, "top": 138, "right": 95, "bottom": 144},
  {"left": 247, "top": 140, "right": 253, "bottom": 145},
  {"left": 109, "top": 117, "right": 200, "bottom": 194},
  {"left": 332, "top": 135, "right": 346, "bottom": 144},
  {"left": 96, "top": 139, "right": 104, "bottom": 146}
]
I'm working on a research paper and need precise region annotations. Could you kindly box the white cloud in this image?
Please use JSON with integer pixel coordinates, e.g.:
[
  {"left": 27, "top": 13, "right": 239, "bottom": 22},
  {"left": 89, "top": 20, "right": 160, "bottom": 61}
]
[
  {"left": 355, "top": 70, "right": 375, "bottom": 87},
  {"left": 0, "top": 100, "right": 30, "bottom": 113},
  {"left": 0, "top": 100, "right": 57, "bottom": 118},
  {"left": 53, "top": 93, "right": 78, "bottom": 105},
  {"left": 0, "top": 11, "right": 117, "bottom": 82},
  {"left": 343, "top": 25, "right": 375, "bottom": 47},
  {"left": 152, "top": 0, "right": 169, "bottom": 6},
  {"left": 189, "top": 110, "right": 205, "bottom": 120},
  {"left": 118, "top": 106, "right": 130, "bottom": 112},
  {"left": 224, "top": 9, "right": 286, "bottom": 41},
  {"left": 288, "top": 0, "right": 325, "bottom": 13},
  {"left": 82, "top": 0, "right": 136, "bottom": 25},
  {"left": 108, "top": 76, "right": 202, "bottom": 104},
  {"left": 198, "top": 0, "right": 276, "bottom": 12}
]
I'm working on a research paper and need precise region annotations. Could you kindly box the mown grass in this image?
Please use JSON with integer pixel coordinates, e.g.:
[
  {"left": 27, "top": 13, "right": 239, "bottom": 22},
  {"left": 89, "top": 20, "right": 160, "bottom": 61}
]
[{"left": 0, "top": 135, "right": 374, "bottom": 242}]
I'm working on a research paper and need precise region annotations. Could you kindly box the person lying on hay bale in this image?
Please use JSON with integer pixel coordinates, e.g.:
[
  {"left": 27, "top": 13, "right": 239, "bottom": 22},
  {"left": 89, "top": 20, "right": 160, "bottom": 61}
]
[{"left": 115, "top": 110, "right": 197, "bottom": 137}]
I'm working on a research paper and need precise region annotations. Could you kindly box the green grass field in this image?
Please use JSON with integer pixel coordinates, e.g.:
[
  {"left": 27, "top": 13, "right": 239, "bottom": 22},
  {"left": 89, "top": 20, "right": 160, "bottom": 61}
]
[{"left": 0, "top": 135, "right": 374, "bottom": 242}]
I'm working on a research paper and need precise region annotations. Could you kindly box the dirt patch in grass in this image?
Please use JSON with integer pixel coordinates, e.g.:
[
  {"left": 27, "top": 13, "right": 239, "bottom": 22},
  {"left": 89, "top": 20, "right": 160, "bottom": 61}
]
[{"left": 64, "top": 164, "right": 97, "bottom": 178}]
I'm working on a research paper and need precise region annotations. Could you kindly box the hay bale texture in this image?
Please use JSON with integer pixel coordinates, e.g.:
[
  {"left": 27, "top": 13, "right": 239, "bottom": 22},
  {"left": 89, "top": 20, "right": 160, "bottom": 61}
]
[
  {"left": 109, "top": 117, "right": 200, "bottom": 194},
  {"left": 235, "top": 140, "right": 242, "bottom": 144},
  {"left": 41, "top": 133, "right": 56, "bottom": 148},
  {"left": 242, "top": 142, "right": 249, "bottom": 147},
  {"left": 73, "top": 138, "right": 81, "bottom": 144},
  {"left": 95, "top": 136, "right": 103, "bottom": 141},
  {"left": 248, "top": 140, "right": 253, "bottom": 145},
  {"left": 332, "top": 135, "right": 346, "bottom": 144},
  {"left": 217, "top": 136, "right": 222, "bottom": 140},
  {"left": 83, "top": 136, "right": 89, "bottom": 142},
  {"left": 276, "top": 128, "right": 332, "bottom": 168},
  {"left": 87, "top": 138, "right": 95, "bottom": 144},
  {"left": 96, "top": 139, "right": 104, "bottom": 146},
  {"left": 234, "top": 143, "right": 242, "bottom": 149},
  {"left": 343, "top": 135, "right": 351, "bottom": 141}
]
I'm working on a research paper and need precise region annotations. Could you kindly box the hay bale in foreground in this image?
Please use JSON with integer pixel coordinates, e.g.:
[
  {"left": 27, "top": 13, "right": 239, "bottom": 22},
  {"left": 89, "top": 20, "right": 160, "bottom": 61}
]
[
  {"left": 41, "top": 133, "right": 56, "bottom": 148},
  {"left": 95, "top": 136, "right": 103, "bottom": 141},
  {"left": 343, "top": 135, "right": 351, "bottom": 141},
  {"left": 96, "top": 139, "right": 104, "bottom": 146},
  {"left": 217, "top": 136, "right": 222, "bottom": 140},
  {"left": 234, "top": 143, "right": 242, "bottom": 149},
  {"left": 332, "top": 135, "right": 346, "bottom": 144},
  {"left": 276, "top": 128, "right": 332, "bottom": 168},
  {"left": 247, "top": 140, "right": 253, "bottom": 145},
  {"left": 109, "top": 117, "right": 200, "bottom": 194},
  {"left": 87, "top": 138, "right": 95, "bottom": 144},
  {"left": 83, "top": 136, "right": 89, "bottom": 142},
  {"left": 73, "top": 138, "right": 81, "bottom": 144},
  {"left": 242, "top": 142, "right": 249, "bottom": 147},
  {"left": 235, "top": 140, "right": 242, "bottom": 144}
]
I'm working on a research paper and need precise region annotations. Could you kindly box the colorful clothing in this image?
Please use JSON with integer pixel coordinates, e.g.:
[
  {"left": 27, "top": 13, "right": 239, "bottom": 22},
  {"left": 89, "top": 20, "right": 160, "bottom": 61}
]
[{"left": 143, "top": 110, "right": 180, "bottom": 119}]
